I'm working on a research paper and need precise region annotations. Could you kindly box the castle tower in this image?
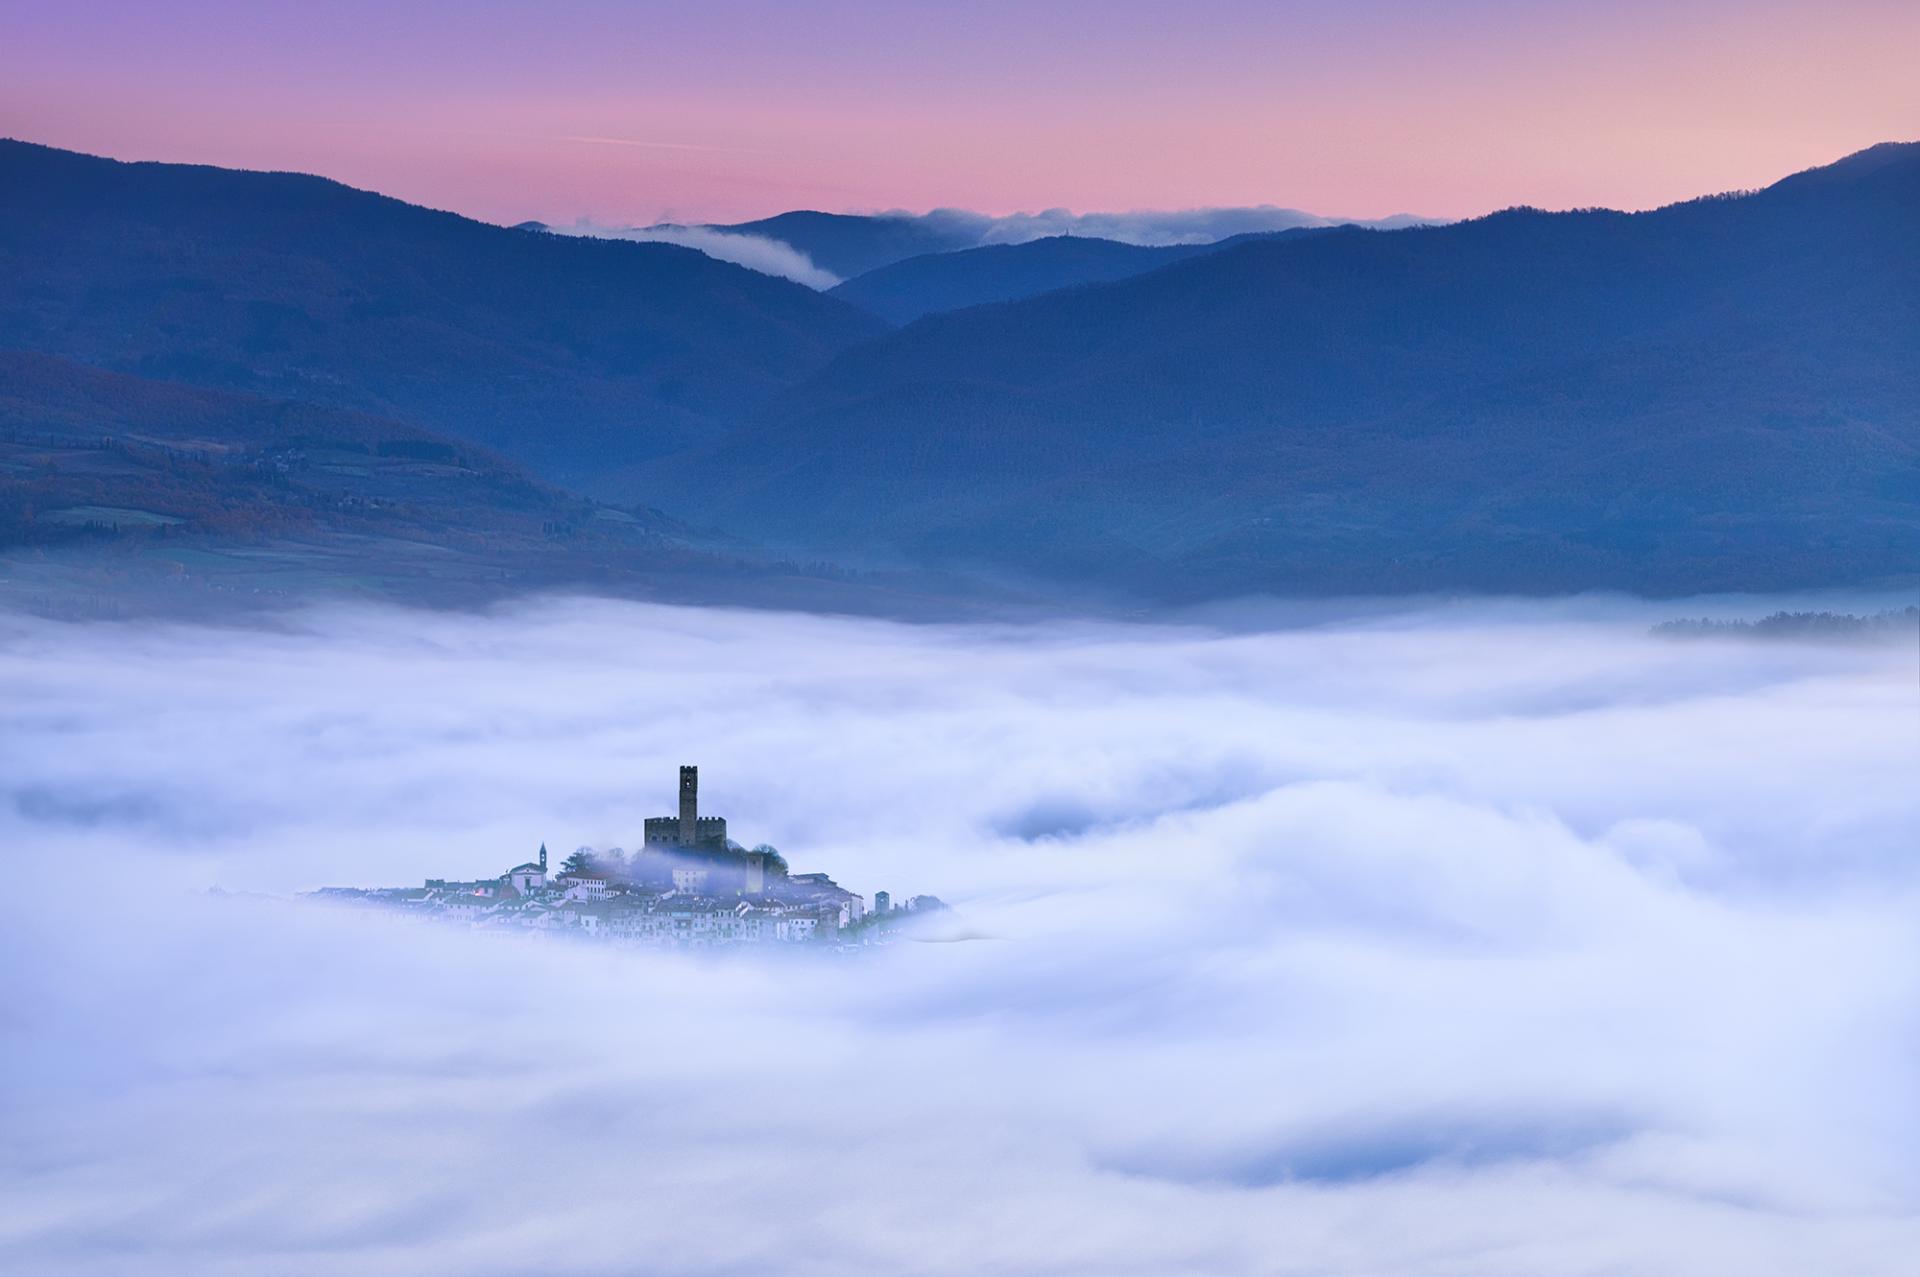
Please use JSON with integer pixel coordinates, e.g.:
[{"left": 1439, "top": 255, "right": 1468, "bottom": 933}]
[{"left": 678, "top": 765, "right": 698, "bottom": 844}]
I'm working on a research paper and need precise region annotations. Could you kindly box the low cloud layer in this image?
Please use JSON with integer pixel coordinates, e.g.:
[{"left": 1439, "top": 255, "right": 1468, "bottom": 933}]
[
  {"left": 2, "top": 597, "right": 1916, "bottom": 1275},
  {"left": 564, "top": 221, "right": 843, "bottom": 288},
  {"left": 937, "top": 204, "right": 1432, "bottom": 246}
]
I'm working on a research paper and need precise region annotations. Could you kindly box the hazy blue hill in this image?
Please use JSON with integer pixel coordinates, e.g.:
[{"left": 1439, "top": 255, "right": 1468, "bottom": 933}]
[
  {"left": 662, "top": 144, "right": 1920, "bottom": 596},
  {"left": 691, "top": 210, "right": 984, "bottom": 278},
  {"left": 829, "top": 234, "right": 1307, "bottom": 325},
  {"left": 0, "top": 348, "right": 666, "bottom": 549},
  {"left": 0, "top": 350, "right": 956, "bottom": 616},
  {"left": 0, "top": 141, "right": 884, "bottom": 485}
]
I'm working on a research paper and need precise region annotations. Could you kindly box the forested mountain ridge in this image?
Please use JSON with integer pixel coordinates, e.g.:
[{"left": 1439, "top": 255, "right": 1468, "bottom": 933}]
[
  {"left": 656, "top": 144, "right": 1920, "bottom": 596},
  {"left": 827, "top": 230, "right": 1327, "bottom": 325},
  {"left": 0, "top": 348, "right": 689, "bottom": 560},
  {"left": 0, "top": 350, "right": 973, "bottom": 618},
  {"left": 0, "top": 139, "right": 884, "bottom": 486}
]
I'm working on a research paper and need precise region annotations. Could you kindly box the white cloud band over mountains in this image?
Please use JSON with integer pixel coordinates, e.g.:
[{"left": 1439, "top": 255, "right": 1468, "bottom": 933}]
[
  {"left": 562, "top": 222, "right": 845, "bottom": 288},
  {"left": 941, "top": 204, "right": 1432, "bottom": 246},
  {"left": 546, "top": 206, "right": 1436, "bottom": 287},
  {"left": 2, "top": 597, "right": 1915, "bottom": 1275}
]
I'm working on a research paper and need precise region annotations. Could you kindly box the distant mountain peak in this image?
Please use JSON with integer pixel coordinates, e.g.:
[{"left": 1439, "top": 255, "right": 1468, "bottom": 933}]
[{"left": 1769, "top": 140, "right": 1920, "bottom": 188}]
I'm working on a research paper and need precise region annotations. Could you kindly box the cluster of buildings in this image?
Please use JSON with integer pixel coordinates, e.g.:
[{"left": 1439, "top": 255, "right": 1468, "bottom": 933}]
[{"left": 311, "top": 766, "right": 943, "bottom": 948}]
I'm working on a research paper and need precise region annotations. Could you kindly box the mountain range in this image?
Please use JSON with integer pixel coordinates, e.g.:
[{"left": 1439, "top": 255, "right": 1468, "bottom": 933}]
[
  {"left": 828, "top": 229, "right": 1327, "bottom": 325},
  {"left": 636, "top": 207, "right": 1428, "bottom": 284},
  {"left": 2, "top": 137, "right": 1916, "bottom": 604},
  {"left": 0, "top": 139, "right": 882, "bottom": 488},
  {"left": 662, "top": 143, "right": 1920, "bottom": 596}
]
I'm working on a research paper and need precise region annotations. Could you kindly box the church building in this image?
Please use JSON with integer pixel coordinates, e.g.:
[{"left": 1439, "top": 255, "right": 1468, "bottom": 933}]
[{"left": 504, "top": 843, "right": 548, "bottom": 893}]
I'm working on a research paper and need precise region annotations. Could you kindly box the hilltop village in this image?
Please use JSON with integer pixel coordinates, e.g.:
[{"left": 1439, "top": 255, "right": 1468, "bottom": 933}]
[{"left": 311, "top": 767, "right": 944, "bottom": 948}]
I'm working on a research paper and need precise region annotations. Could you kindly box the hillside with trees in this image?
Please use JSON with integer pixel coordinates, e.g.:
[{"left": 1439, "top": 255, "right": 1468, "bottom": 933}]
[
  {"left": 0, "top": 140, "right": 884, "bottom": 490},
  {"left": 658, "top": 144, "right": 1920, "bottom": 597}
]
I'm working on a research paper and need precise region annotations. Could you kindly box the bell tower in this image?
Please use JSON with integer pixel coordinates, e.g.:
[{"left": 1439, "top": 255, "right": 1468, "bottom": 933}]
[{"left": 678, "top": 765, "right": 698, "bottom": 843}]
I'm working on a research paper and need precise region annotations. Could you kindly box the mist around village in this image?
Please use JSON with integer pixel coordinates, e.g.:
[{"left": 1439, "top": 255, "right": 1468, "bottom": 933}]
[
  {"left": 3, "top": 595, "right": 1915, "bottom": 1276},
  {"left": 5, "top": 4, "right": 1919, "bottom": 1262}
]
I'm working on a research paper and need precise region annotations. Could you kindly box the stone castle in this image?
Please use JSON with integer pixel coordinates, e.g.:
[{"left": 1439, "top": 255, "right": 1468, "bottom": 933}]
[
  {"left": 635, "top": 764, "right": 778, "bottom": 896},
  {"left": 642, "top": 765, "right": 729, "bottom": 852}
]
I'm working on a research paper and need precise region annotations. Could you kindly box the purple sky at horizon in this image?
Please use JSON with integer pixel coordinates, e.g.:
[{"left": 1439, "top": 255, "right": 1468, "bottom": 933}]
[{"left": 4, "top": 0, "right": 1916, "bottom": 226}]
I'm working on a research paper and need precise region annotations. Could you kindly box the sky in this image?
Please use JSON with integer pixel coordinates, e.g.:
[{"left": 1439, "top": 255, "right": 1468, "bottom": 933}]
[
  {"left": 3, "top": 596, "right": 1917, "bottom": 1274},
  {"left": 4, "top": 0, "right": 1917, "bottom": 225}
]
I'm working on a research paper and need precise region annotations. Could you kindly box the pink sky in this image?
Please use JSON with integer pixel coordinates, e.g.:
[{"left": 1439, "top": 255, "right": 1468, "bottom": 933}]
[{"left": 4, "top": 0, "right": 1916, "bottom": 225}]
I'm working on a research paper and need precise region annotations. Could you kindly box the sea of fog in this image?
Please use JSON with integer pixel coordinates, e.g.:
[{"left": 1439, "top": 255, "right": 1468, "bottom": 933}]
[{"left": 2, "top": 595, "right": 1916, "bottom": 1275}]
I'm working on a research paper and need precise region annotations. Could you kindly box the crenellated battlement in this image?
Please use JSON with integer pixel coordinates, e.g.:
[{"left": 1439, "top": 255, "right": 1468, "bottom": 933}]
[{"left": 642, "top": 768, "right": 728, "bottom": 851}]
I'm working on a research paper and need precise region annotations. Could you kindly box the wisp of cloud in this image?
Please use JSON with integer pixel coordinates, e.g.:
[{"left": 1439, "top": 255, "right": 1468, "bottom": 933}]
[
  {"left": 570, "top": 222, "right": 843, "bottom": 288},
  {"left": 1, "top": 596, "right": 1915, "bottom": 1275}
]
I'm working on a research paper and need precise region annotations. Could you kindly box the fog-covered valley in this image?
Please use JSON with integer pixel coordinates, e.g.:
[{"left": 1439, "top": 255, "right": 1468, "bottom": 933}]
[{"left": 2, "top": 595, "right": 1915, "bottom": 1275}]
